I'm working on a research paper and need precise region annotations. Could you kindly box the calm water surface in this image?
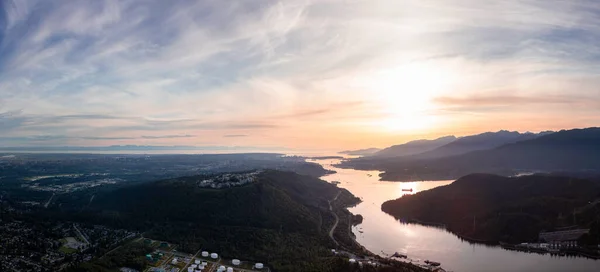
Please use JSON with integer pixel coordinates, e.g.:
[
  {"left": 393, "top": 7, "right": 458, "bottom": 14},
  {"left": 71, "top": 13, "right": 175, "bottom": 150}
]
[{"left": 312, "top": 159, "right": 600, "bottom": 272}]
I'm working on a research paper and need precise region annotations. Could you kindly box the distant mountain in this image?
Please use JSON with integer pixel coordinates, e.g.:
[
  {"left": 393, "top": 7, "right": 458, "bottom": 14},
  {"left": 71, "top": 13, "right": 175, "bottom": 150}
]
[
  {"left": 377, "top": 127, "right": 600, "bottom": 181},
  {"left": 412, "top": 130, "right": 552, "bottom": 160},
  {"left": 339, "top": 148, "right": 381, "bottom": 156},
  {"left": 382, "top": 173, "right": 600, "bottom": 244},
  {"left": 371, "top": 136, "right": 457, "bottom": 158}
]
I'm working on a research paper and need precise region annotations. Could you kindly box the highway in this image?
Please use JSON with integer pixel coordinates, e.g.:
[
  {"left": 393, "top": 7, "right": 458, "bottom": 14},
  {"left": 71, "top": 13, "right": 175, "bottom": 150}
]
[{"left": 327, "top": 190, "right": 342, "bottom": 246}]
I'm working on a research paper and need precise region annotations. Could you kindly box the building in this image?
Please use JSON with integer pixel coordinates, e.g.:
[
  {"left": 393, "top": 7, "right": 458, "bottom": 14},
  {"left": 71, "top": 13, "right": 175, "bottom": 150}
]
[{"left": 539, "top": 229, "right": 589, "bottom": 249}]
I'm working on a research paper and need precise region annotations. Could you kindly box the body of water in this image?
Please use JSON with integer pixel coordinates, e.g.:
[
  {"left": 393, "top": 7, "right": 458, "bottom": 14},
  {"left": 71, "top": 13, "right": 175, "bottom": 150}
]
[{"left": 311, "top": 158, "right": 600, "bottom": 272}]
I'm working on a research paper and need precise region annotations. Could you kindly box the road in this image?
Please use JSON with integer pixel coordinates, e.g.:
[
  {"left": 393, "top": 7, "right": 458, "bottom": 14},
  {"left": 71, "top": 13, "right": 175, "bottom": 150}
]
[
  {"left": 182, "top": 249, "right": 209, "bottom": 272},
  {"left": 101, "top": 236, "right": 142, "bottom": 259},
  {"left": 73, "top": 224, "right": 90, "bottom": 245},
  {"left": 44, "top": 193, "right": 55, "bottom": 208},
  {"left": 328, "top": 191, "right": 342, "bottom": 246}
]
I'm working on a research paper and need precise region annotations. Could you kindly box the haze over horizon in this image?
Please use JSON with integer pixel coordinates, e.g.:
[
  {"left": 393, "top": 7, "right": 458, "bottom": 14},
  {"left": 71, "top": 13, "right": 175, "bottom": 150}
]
[{"left": 1, "top": 0, "right": 600, "bottom": 150}]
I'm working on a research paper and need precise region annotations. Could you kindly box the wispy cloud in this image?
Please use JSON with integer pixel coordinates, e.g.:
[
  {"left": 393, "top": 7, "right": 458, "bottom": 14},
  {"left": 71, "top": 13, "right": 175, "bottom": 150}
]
[
  {"left": 223, "top": 134, "right": 248, "bottom": 138},
  {"left": 435, "top": 95, "right": 579, "bottom": 107},
  {"left": 141, "top": 135, "right": 195, "bottom": 139}
]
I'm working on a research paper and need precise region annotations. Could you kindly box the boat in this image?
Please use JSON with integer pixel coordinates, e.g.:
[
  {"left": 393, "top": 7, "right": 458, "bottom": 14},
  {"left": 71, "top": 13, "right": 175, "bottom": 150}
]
[
  {"left": 425, "top": 260, "right": 441, "bottom": 267},
  {"left": 391, "top": 252, "right": 408, "bottom": 259},
  {"left": 401, "top": 188, "right": 413, "bottom": 192},
  {"left": 367, "top": 174, "right": 372, "bottom": 177}
]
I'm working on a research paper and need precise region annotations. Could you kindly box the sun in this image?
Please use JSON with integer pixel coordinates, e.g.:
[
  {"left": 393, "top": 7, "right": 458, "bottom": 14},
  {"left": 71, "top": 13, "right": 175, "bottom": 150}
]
[{"left": 367, "top": 62, "right": 453, "bottom": 132}]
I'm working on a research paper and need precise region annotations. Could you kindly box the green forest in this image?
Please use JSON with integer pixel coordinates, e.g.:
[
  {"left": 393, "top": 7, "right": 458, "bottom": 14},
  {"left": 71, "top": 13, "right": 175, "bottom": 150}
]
[
  {"left": 382, "top": 173, "right": 600, "bottom": 245},
  {"left": 53, "top": 170, "right": 424, "bottom": 272}
]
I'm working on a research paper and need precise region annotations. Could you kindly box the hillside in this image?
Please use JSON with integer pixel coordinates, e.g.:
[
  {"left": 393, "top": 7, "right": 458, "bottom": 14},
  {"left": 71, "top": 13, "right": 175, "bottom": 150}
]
[
  {"left": 382, "top": 173, "right": 600, "bottom": 244},
  {"left": 54, "top": 170, "right": 424, "bottom": 272}
]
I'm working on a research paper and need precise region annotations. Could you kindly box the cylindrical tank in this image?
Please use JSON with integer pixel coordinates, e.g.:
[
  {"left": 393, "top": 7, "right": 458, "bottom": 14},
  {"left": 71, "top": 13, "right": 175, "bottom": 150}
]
[
  {"left": 201, "top": 251, "right": 209, "bottom": 257},
  {"left": 227, "top": 267, "right": 233, "bottom": 272},
  {"left": 211, "top": 253, "right": 218, "bottom": 259},
  {"left": 349, "top": 259, "right": 357, "bottom": 263},
  {"left": 255, "top": 263, "right": 264, "bottom": 269},
  {"left": 232, "top": 259, "right": 241, "bottom": 265}
]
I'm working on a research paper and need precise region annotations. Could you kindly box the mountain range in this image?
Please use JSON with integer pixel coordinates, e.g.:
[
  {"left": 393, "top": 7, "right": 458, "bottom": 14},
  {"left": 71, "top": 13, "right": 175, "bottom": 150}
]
[
  {"left": 341, "top": 127, "right": 600, "bottom": 181},
  {"left": 406, "top": 130, "right": 553, "bottom": 160},
  {"left": 370, "top": 136, "right": 457, "bottom": 158},
  {"left": 339, "top": 148, "right": 382, "bottom": 156}
]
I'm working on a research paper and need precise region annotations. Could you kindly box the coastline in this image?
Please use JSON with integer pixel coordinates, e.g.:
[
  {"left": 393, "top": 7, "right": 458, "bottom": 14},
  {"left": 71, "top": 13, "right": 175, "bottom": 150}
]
[
  {"left": 330, "top": 190, "right": 428, "bottom": 271},
  {"left": 332, "top": 192, "right": 434, "bottom": 271},
  {"left": 390, "top": 216, "right": 600, "bottom": 260}
]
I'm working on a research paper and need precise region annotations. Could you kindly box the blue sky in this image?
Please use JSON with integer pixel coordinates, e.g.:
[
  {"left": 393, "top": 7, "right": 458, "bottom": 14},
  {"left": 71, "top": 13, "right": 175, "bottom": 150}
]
[{"left": 1, "top": 0, "right": 600, "bottom": 150}]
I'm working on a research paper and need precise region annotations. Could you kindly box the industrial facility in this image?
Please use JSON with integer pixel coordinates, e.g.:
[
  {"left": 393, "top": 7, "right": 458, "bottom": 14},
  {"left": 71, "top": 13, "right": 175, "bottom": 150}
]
[{"left": 143, "top": 238, "right": 269, "bottom": 272}]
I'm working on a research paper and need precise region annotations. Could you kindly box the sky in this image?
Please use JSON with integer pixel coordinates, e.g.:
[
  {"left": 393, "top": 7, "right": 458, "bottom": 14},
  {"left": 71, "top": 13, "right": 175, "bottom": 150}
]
[{"left": 0, "top": 0, "right": 599, "bottom": 151}]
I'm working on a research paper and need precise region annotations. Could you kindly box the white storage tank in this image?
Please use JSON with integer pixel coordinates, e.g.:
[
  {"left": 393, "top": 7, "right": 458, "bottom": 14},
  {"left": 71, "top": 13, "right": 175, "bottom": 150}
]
[
  {"left": 202, "top": 262, "right": 208, "bottom": 266},
  {"left": 232, "top": 259, "right": 241, "bottom": 266},
  {"left": 187, "top": 267, "right": 194, "bottom": 272},
  {"left": 255, "top": 263, "right": 264, "bottom": 269},
  {"left": 201, "top": 251, "right": 209, "bottom": 257},
  {"left": 211, "top": 253, "right": 218, "bottom": 259},
  {"left": 218, "top": 265, "right": 226, "bottom": 272},
  {"left": 227, "top": 267, "right": 233, "bottom": 272},
  {"left": 349, "top": 259, "right": 357, "bottom": 263},
  {"left": 195, "top": 260, "right": 201, "bottom": 264}
]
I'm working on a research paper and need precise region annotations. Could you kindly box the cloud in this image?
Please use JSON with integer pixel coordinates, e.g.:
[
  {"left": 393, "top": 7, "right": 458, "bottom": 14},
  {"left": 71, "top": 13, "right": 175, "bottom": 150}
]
[
  {"left": 433, "top": 94, "right": 600, "bottom": 115},
  {"left": 223, "top": 134, "right": 248, "bottom": 138},
  {"left": 434, "top": 95, "right": 579, "bottom": 107},
  {"left": 81, "top": 136, "right": 137, "bottom": 140},
  {"left": 141, "top": 135, "right": 195, "bottom": 139}
]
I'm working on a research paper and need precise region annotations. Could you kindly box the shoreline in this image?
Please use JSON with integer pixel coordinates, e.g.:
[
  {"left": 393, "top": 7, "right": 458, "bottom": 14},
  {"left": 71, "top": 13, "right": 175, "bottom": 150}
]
[
  {"left": 331, "top": 191, "right": 429, "bottom": 271},
  {"left": 392, "top": 216, "right": 600, "bottom": 260}
]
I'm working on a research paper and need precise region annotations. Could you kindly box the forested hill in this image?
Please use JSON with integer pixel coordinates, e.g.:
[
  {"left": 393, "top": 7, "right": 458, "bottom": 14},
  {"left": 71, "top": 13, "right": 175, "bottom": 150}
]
[
  {"left": 51, "top": 170, "right": 424, "bottom": 272},
  {"left": 382, "top": 174, "right": 600, "bottom": 244},
  {"left": 85, "top": 170, "right": 347, "bottom": 233},
  {"left": 56, "top": 170, "right": 429, "bottom": 271}
]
